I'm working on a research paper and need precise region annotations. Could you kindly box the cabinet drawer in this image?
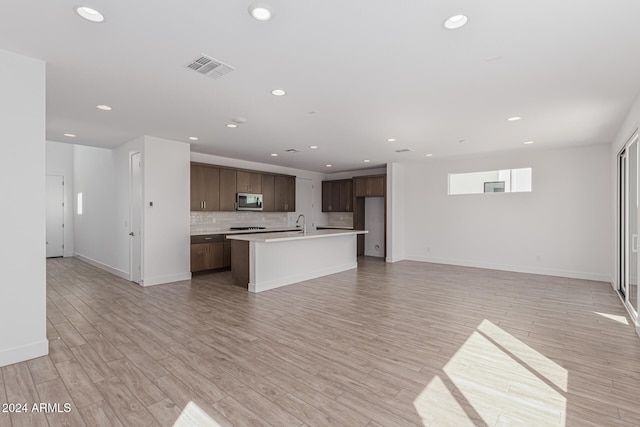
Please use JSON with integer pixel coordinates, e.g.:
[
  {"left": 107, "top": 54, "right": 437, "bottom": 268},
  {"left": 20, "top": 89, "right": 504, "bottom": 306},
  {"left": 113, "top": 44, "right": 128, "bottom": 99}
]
[{"left": 191, "top": 235, "right": 224, "bottom": 244}]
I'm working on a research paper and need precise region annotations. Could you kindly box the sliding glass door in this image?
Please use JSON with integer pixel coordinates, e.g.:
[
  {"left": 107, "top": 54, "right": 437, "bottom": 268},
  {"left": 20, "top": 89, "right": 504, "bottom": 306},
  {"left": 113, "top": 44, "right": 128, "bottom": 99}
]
[{"left": 619, "top": 133, "right": 639, "bottom": 318}]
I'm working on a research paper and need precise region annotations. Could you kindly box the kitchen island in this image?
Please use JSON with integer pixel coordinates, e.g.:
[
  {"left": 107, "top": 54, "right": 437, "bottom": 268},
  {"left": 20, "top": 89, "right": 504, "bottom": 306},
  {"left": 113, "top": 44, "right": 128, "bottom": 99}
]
[{"left": 227, "top": 229, "right": 368, "bottom": 293}]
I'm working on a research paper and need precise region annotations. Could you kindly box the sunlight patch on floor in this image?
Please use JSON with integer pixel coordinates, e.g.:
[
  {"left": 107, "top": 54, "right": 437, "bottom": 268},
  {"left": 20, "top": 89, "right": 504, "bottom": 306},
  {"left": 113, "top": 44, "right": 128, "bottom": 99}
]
[
  {"left": 414, "top": 320, "right": 567, "bottom": 426},
  {"left": 414, "top": 376, "right": 478, "bottom": 427},
  {"left": 173, "top": 401, "right": 223, "bottom": 427},
  {"left": 594, "top": 311, "right": 629, "bottom": 325}
]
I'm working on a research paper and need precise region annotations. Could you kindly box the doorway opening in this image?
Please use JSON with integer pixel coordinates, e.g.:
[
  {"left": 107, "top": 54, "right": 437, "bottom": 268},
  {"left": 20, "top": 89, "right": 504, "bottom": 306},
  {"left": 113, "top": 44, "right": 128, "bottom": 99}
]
[{"left": 46, "top": 174, "right": 64, "bottom": 258}]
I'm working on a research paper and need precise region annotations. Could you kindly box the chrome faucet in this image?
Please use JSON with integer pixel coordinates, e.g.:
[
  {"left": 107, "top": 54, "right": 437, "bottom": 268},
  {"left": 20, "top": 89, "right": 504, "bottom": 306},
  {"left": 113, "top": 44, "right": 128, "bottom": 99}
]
[{"left": 296, "top": 214, "right": 306, "bottom": 235}]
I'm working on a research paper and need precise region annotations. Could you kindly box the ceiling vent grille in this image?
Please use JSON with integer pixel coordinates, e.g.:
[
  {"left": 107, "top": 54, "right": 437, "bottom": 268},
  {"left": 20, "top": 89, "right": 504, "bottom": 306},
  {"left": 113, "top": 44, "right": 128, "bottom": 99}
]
[
  {"left": 187, "top": 54, "right": 234, "bottom": 79},
  {"left": 395, "top": 148, "right": 414, "bottom": 153},
  {"left": 285, "top": 148, "right": 303, "bottom": 153}
]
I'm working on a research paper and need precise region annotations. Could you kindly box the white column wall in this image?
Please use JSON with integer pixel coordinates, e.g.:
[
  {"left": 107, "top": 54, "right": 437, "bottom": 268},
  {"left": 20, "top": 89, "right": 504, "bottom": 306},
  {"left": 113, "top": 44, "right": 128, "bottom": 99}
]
[
  {"left": 0, "top": 49, "right": 48, "bottom": 366},
  {"left": 142, "top": 136, "right": 191, "bottom": 286},
  {"left": 386, "top": 162, "right": 405, "bottom": 263}
]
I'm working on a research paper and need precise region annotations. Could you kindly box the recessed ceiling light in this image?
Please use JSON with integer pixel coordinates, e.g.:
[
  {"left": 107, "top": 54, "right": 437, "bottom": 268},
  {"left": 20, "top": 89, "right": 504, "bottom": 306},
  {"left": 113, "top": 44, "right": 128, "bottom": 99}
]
[
  {"left": 75, "top": 6, "right": 105, "bottom": 23},
  {"left": 64, "top": 133, "right": 76, "bottom": 138},
  {"left": 364, "top": 159, "right": 371, "bottom": 163},
  {"left": 507, "top": 116, "right": 522, "bottom": 121},
  {"left": 523, "top": 141, "right": 535, "bottom": 145},
  {"left": 309, "top": 145, "right": 318, "bottom": 149},
  {"left": 248, "top": 3, "right": 273, "bottom": 21},
  {"left": 271, "top": 89, "right": 286, "bottom": 96},
  {"left": 387, "top": 138, "right": 396, "bottom": 142},
  {"left": 188, "top": 137, "right": 198, "bottom": 141},
  {"left": 226, "top": 123, "right": 238, "bottom": 128},
  {"left": 96, "top": 104, "right": 112, "bottom": 111},
  {"left": 270, "top": 153, "right": 278, "bottom": 157},
  {"left": 326, "top": 164, "right": 333, "bottom": 168},
  {"left": 443, "top": 14, "right": 468, "bottom": 30},
  {"left": 425, "top": 154, "right": 433, "bottom": 157}
]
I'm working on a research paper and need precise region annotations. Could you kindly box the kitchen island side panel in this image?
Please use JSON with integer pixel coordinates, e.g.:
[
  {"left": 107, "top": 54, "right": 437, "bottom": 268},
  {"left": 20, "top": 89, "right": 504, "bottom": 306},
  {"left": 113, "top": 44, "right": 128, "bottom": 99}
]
[{"left": 249, "top": 234, "right": 357, "bottom": 292}]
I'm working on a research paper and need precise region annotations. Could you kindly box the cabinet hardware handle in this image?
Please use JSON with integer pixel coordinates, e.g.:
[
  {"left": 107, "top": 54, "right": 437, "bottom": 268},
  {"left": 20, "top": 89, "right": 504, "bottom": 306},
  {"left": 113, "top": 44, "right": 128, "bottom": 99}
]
[
  {"left": 204, "top": 201, "right": 207, "bottom": 209},
  {"left": 204, "top": 237, "right": 212, "bottom": 240}
]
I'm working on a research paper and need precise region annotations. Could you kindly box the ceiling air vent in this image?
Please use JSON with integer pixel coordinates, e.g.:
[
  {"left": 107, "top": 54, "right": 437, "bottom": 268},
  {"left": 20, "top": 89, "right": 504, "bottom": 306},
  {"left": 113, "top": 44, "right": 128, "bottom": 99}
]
[
  {"left": 395, "top": 148, "right": 414, "bottom": 153},
  {"left": 285, "top": 148, "right": 303, "bottom": 153},
  {"left": 187, "top": 54, "right": 235, "bottom": 79}
]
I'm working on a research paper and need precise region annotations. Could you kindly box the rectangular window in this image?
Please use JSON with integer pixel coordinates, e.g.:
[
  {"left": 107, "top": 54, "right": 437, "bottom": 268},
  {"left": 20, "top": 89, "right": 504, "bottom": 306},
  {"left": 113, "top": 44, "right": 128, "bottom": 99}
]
[
  {"left": 77, "top": 192, "right": 83, "bottom": 215},
  {"left": 448, "top": 168, "right": 532, "bottom": 195}
]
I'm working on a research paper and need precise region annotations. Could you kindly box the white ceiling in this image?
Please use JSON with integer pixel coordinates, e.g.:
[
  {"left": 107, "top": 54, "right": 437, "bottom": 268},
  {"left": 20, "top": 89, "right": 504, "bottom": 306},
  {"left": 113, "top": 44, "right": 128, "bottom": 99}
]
[{"left": 2, "top": 1, "right": 640, "bottom": 172}]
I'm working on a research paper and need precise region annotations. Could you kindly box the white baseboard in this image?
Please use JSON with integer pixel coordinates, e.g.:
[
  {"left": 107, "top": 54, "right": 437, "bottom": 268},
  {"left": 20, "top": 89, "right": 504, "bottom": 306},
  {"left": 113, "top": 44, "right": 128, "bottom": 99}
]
[
  {"left": 404, "top": 255, "right": 610, "bottom": 282},
  {"left": 74, "top": 253, "right": 130, "bottom": 280},
  {"left": 249, "top": 262, "right": 357, "bottom": 293},
  {"left": 141, "top": 272, "right": 192, "bottom": 287},
  {"left": 0, "top": 339, "right": 49, "bottom": 368},
  {"left": 385, "top": 256, "right": 404, "bottom": 263}
]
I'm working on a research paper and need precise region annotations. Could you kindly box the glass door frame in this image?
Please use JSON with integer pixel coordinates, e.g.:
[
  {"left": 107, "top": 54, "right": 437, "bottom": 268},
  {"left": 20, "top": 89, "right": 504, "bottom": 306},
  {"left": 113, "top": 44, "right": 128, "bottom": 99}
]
[{"left": 618, "top": 131, "right": 639, "bottom": 322}]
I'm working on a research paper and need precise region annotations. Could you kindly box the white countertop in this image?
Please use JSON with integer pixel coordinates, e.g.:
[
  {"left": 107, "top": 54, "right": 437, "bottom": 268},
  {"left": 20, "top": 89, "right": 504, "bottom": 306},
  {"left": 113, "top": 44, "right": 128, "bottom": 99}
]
[
  {"left": 191, "top": 226, "right": 300, "bottom": 236},
  {"left": 226, "top": 229, "right": 367, "bottom": 243}
]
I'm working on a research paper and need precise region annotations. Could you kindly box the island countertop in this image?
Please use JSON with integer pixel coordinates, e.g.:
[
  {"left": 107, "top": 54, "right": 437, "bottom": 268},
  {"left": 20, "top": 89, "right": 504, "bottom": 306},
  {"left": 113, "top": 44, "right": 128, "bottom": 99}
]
[{"left": 225, "top": 229, "right": 367, "bottom": 243}]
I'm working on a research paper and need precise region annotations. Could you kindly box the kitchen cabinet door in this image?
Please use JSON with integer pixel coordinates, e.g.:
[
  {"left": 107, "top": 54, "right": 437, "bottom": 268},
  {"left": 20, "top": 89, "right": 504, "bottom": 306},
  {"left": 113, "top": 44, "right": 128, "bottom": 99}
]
[
  {"left": 355, "top": 175, "right": 385, "bottom": 197},
  {"left": 367, "top": 176, "right": 385, "bottom": 196},
  {"left": 190, "top": 164, "right": 220, "bottom": 211},
  {"left": 236, "top": 170, "right": 262, "bottom": 193},
  {"left": 219, "top": 168, "right": 237, "bottom": 211},
  {"left": 274, "top": 175, "right": 296, "bottom": 212},
  {"left": 190, "top": 242, "right": 224, "bottom": 272},
  {"left": 262, "top": 174, "right": 275, "bottom": 212},
  {"left": 339, "top": 179, "right": 353, "bottom": 212},
  {"left": 322, "top": 181, "right": 342, "bottom": 212}
]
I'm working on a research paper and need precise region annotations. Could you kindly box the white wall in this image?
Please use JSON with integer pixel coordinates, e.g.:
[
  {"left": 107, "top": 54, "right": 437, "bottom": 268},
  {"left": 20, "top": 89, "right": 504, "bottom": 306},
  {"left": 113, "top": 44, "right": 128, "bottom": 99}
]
[
  {"left": 324, "top": 167, "right": 387, "bottom": 181},
  {"left": 73, "top": 144, "right": 125, "bottom": 276},
  {"left": 46, "top": 141, "right": 74, "bottom": 256},
  {"left": 142, "top": 136, "right": 191, "bottom": 286},
  {"left": 0, "top": 49, "right": 48, "bottom": 366},
  {"left": 400, "top": 144, "right": 611, "bottom": 281}
]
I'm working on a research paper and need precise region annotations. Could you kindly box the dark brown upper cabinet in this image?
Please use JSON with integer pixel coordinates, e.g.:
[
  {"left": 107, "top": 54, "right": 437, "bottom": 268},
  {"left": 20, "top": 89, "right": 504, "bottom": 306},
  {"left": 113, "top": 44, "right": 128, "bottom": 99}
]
[{"left": 190, "top": 164, "right": 220, "bottom": 211}]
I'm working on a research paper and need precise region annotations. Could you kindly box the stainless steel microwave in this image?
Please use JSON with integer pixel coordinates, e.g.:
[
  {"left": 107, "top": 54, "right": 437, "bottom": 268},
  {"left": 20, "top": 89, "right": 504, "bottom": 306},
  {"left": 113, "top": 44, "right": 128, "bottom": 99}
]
[{"left": 236, "top": 193, "right": 263, "bottom": 211}]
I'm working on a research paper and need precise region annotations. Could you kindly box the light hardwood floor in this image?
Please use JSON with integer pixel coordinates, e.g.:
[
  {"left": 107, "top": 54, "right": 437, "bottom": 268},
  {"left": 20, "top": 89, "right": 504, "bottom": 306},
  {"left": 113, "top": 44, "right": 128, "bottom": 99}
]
[{"left": 2, "top": 257, "right": 640, "bottom": 426}]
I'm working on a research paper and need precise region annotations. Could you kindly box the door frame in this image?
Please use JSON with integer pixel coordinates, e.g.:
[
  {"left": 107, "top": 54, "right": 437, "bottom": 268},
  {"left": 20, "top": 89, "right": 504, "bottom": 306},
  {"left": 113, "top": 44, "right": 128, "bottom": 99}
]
[
  {"left": 45, "top": 173, "right": 65, "bottom": 258},
  {"left": 617, "top": 130, "right": 639, "bottom": 325},
  {"left": 129, "top": 151, "right": 143, "bottom": 283}
]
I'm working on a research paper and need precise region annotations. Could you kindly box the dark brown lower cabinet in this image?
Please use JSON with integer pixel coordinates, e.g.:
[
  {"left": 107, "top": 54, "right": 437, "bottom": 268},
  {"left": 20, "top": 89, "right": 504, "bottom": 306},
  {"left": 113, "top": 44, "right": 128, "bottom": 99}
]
[{"left": 190, "top": 235, "right": 229, "bottom": 272}]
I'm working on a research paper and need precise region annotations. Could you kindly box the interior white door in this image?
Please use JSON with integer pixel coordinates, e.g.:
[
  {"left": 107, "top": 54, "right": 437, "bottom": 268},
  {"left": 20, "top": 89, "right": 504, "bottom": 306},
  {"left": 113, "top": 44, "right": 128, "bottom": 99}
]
[
  {"left": 130, "top": 152, "right": 143, "bottom": 283},
  {"left": 46, "top": 174, "right": 64, "bottom": 258},
  {"left": 296, "top": 178, "right": 314, "bottom": 229}
]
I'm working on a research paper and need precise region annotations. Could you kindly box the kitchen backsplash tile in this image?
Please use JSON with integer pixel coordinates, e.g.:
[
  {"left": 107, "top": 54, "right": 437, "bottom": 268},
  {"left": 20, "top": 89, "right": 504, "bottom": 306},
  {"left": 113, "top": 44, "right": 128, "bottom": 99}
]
[
  {"left": 325, "top": 212, "right": 353, "bottom": 227},
  {"left": 190, "top": 211, "right": 289, "bottom": 234}
]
